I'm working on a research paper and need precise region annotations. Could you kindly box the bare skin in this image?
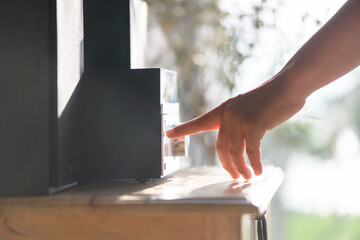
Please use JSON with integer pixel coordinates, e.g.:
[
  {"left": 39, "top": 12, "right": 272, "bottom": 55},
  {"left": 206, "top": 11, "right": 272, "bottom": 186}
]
[{"left": 166, "top": 0, "right": 360, "bottom": 179}]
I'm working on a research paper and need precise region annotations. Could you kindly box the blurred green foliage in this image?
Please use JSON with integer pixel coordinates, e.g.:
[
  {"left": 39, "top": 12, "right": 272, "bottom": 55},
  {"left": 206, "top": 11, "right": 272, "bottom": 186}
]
[
  {"left": 285, "top": 212, "right": 360, "bottom": 240},
  {"left": 268, "top": 118, "right": 335, "bottom": 158},
  {"left": 145, "top": 0, "right": 273, "bottom": 116},
  {"left": 145, "top": 0, "right": 278, "bottom": 163}
]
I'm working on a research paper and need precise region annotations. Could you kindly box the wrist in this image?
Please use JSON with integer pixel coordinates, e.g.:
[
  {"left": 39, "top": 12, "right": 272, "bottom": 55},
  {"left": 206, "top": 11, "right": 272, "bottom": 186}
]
[
  {"left": 271, "top": 66, "right": 310, "bottom": 104},
  {"left": 252, "top": 69, "right": 308, "bottom": 122}
]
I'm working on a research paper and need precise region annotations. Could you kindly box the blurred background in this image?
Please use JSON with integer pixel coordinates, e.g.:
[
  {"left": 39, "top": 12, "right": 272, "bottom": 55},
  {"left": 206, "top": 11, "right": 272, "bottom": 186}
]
[{"left": 144, "top": 0, "right": 360, "bottom": 239}]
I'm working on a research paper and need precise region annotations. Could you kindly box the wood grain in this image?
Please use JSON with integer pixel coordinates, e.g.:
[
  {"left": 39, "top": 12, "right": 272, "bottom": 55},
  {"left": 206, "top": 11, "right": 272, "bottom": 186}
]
[
  {"left": 0, "top": 166, "right": 282, "bottom": 240},
  {"left": 0, "top": 213, "right": 242, "bottom": 240}
]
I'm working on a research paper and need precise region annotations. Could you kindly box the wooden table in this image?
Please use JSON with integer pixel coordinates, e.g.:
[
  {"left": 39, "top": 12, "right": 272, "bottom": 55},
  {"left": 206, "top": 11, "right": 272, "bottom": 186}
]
[{"left": 0, "top": 166, "right": 283, "bottom": 240}]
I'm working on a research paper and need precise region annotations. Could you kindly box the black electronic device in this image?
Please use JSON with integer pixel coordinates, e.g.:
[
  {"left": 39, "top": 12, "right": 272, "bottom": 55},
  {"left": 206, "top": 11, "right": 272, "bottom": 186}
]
[
  {"left": 0, "top": 0, "right": 187, "bottom": 197},
  {"left": 78, "top": 68, "right": 188, "bottom": 183}
]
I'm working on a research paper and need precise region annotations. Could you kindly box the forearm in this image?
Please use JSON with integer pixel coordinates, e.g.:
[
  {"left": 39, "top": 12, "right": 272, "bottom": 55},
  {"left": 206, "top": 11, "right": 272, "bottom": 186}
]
[{"left": 276, "top": 0, "right": 360, "bottom": 99}]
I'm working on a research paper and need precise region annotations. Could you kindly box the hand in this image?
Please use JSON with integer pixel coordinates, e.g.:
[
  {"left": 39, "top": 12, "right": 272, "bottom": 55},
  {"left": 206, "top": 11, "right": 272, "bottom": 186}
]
[
  {"left": 169, "top": 0, "right": 360, "bottom": 179},
  {"left": 166, "top": 77, "right": 306, "bottom": 179}
]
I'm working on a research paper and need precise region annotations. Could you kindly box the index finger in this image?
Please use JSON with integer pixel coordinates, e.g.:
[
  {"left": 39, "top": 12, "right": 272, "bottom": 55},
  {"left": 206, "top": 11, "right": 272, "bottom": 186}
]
[{"left": 166, "top": 104, "right": 224, "bottom": 139}]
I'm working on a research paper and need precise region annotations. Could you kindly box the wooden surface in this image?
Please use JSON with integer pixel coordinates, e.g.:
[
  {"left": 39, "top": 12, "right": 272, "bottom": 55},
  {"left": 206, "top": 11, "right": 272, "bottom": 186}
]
[
  {"left": 0, "top": 214, "right": 241, "bottom": 240},
  {"left": 0, "top": 166, "right": 283, "bottom": 240}
]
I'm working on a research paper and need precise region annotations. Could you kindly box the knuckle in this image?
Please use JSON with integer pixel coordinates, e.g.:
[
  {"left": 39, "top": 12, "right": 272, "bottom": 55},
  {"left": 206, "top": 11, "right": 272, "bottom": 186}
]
[
  {"left": 222, "top": 105, "right": 236, "bottom": 119},
  {"left": 246, "top": 146, "right": 257, "bottom": 155},
  {"left": 228, "top": 145, "right": 239, "bottom": 157},
  {"left": 234, "top": 164, "right": 246, "bottom": 175},
  {"left": 232, "top": 159, "right": 243, "bottom": 169},
  {"left": 249, "top": 128, "right": 265, "bottom": 140}
]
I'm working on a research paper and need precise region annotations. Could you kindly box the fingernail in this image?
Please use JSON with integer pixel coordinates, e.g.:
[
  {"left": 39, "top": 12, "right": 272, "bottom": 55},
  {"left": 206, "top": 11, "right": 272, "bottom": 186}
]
[
  {"left": 231, "top": 172, "right": 240, "bottom": 180},
  {"left": 243, "top": 169, "right": 252, "bottom": 180},
  {"left": 254, "top": 166, "right": 263, "bottom": 176}
]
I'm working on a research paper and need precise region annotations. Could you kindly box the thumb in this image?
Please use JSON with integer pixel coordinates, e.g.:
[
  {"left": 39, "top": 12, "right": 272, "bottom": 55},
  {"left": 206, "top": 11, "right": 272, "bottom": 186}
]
[{"left": 166, "top": 104, "right": 224, "bottom": 139}]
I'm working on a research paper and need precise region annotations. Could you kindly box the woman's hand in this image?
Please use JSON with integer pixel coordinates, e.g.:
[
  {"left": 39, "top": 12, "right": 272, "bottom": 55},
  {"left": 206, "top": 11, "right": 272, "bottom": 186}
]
[
  {"left": 166, "top": 77, "right": 306, "bottom": 179},
  {"left": 167, "top": 0, "right": 360, "bottom": 179}
]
